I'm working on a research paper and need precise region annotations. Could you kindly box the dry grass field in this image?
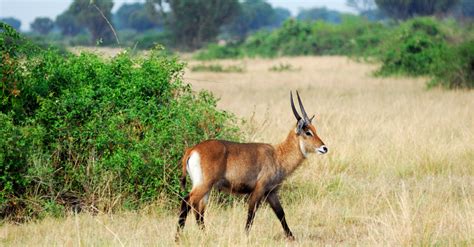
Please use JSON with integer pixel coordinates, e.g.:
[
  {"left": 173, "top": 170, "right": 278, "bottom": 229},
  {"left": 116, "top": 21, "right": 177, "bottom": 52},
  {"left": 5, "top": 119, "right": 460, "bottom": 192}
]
[{"left": 1, "top": 56, "right": 473, "bottom": 246}]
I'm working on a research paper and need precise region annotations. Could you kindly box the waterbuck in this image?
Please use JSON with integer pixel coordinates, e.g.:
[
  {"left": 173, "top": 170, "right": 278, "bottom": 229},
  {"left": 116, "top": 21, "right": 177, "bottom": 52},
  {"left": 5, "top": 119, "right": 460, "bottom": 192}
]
[{"left": 176, "top": 91, "right": 328, "bottom": 240}]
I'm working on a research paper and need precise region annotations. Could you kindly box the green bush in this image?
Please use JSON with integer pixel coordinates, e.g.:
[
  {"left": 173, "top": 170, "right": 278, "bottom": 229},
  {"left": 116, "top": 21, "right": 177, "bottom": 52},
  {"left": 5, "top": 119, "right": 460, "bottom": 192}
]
[
  {"left": 430, "top": 40, "right": 474, "bottom": 88},
  {"left": 0, "top": 23, "right": 240, "bottom": 220},
  {"left": 194, "top": 43, "right": 243, "bottom": 60},
  {"left": 369, "top": 17, "right": 473, "bottom": 88},
  {"left": 242, "top": 30, "right": 279, "bottom": 57},
  {"left": 134, "top": 30, "right": 172, "bottom": 50},
  {"left": 375, "top": 18, "right": 448, "bottom": 76}
]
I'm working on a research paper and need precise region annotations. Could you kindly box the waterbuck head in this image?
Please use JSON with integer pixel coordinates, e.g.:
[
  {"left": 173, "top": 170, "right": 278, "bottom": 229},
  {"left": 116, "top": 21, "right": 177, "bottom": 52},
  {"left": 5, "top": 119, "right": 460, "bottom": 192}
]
[{"left": 290, "top": 91, "right": 328, "bottom": 156}]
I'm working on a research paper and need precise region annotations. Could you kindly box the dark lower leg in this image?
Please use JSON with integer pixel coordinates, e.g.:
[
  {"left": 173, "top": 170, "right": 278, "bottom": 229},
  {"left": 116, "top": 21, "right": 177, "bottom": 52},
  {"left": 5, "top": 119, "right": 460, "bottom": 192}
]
[
  {"left": 245, "top": 194, "right": 263, "bottom": 233},
  {"left": 177, "top": 195, "right": 191, "bottom": 230},
  {"left": 245, "top": 208, "right": 255, "bottom": 233},
  {"left": 267, "top": 192, "right": 294, "bottom": 239}
]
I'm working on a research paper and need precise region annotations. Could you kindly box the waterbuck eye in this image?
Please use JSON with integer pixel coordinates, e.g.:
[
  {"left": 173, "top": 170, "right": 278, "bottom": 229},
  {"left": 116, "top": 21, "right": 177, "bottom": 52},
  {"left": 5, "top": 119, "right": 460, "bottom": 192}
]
[{"left": 305, "top": 131, "right": 313, "bottom": 136}]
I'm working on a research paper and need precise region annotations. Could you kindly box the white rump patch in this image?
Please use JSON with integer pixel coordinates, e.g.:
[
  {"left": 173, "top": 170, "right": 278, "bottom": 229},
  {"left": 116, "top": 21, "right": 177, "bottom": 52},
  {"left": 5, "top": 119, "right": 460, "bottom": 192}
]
[
  {"left": 187, "top": 151, "right": 203, "bottom": 188},
  {"left": 299, "top": 139, "right": 307, "bottom": 158}
]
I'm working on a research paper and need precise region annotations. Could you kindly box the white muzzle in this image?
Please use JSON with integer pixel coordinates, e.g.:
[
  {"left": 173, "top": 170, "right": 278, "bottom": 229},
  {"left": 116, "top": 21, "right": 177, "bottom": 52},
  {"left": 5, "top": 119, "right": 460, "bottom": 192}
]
[{"left": 317, "top": 145, "right": 328, "bottom": 154}]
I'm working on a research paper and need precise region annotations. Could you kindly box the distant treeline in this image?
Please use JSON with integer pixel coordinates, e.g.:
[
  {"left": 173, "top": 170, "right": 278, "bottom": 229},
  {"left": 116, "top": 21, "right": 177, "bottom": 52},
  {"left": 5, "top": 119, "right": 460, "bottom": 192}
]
[
  {"left": 196, "top": 16, "right": 474, "bottom": 89},
  {"left": 0, "top": 0, "right": 473, "bottom": 50}
]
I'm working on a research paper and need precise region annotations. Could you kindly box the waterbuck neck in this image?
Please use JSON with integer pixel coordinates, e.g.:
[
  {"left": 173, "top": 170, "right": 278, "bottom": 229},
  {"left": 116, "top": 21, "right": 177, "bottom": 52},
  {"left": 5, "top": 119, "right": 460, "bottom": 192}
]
[{"left": 274, "top": 130, "right": 306, "bottom": 175}]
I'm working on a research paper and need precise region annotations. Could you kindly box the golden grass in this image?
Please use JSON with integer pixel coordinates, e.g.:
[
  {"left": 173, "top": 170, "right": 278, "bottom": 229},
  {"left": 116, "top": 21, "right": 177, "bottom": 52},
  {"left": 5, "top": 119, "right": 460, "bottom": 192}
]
[{"left": 1, "top": 56, "right": 473, "bottom": 246}]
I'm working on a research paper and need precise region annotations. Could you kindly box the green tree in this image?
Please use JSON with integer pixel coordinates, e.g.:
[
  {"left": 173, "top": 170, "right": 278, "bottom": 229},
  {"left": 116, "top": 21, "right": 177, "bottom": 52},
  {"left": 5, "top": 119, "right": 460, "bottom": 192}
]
[
  {"left": 225, "top": 0, "right": 289, "bottom": 39},
  {"left": 347, "top": 0, "right": 376, "bottom": 12},
  {"left": 30, "top": 17, "right": 54, "bottom": 35},
  {"left": 461, "top": 0, "right": 474, "bottom": 17},
  {"left": 375, "top": 0, "right": 460, "bottom": 20},
  {"left": 0, "top": 17, "right": 21, "bottom": 30},
  {"left": 56, "top": 10, "right": 83, "bottom": 36},
  {"left": 67, "top": 0, "right": 116, "bottom": 44},
  {"left": 273, "top": 7, "right": 291, "bottom": 26},
  {"left": 146, "top": 0, "right": 239, "bottom": 49},
  {"left": 115, "top": 3, "right": 160, "bottom": 31},
  {"left": 346, "top": 0, "right": 386, "bottom": 21},
  {"left": 297, "top": 7, "right": 342, "bottom": 23}
]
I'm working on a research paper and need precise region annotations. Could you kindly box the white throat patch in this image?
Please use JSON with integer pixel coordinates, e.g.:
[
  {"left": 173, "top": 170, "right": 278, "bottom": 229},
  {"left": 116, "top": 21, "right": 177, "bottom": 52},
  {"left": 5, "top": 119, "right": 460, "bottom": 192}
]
[{"left": 299, "top": 139, "right": 307, "bottom": 158}]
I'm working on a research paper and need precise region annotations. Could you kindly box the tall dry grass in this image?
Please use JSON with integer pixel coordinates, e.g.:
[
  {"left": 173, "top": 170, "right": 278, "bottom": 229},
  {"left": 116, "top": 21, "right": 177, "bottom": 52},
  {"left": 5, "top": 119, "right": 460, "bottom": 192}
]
[{"left": 1, "top": 56, "right": 473, "bottom": 246}]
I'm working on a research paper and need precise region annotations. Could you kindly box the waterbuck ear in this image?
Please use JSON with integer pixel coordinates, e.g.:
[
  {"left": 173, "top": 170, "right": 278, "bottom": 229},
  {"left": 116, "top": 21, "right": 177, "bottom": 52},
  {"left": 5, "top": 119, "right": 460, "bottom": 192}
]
[{"left": 295, "top": 119, "right": 306, "bottom": 135}]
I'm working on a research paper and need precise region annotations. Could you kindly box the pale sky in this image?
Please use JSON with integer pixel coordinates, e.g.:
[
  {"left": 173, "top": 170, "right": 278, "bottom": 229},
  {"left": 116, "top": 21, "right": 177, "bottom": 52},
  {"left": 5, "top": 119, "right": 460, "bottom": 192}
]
[{"left": 0, "top": 0, "right": 355, "bottom": 31}]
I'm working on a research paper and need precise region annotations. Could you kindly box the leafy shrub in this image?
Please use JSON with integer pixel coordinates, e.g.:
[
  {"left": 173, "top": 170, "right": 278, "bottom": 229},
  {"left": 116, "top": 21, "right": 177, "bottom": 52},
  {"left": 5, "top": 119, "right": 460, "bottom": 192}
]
[
  {"left": 194, "top": 43, "right": 243, "bottom": 60},
  {"left": 368, "top": 17, "right": 473, "bottom": 88},
  {"left": 375, "top": 18, "right": 448, "bottom": 76},
  {"left": 133, "top": 30, "right": 172, "bottom": 50},
  {"left": 0, "top": 113, "right": 33, "bottom": 218},
  {"left": 0, "top": 23, "right": 240, "bottom": 220},
  {"left": 242, "top": 30, "right": 279, "bottom": 57},
  {"left": 115, "top": 29, "right": 173, "bottom": 52},
  {"left": 430, "top": 40, "right": 474, "bottom": 88}
]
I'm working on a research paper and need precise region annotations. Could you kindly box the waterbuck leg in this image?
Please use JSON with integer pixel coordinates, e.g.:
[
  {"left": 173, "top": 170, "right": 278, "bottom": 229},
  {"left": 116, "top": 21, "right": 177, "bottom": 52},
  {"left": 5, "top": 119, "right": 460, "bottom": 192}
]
[
  {"left": 177, "top": 185, "right": 210, "bottom": 231},
  {"left": 245, "top": 186, "right": 265, "bottom": 234},
  {"left": 267, "top": 192, "right": 294, "bottom": 240},
  {"left": 185, "top": 185, "right": 211, "bottom": 230},
  {"left": 177, "top": 194, "right": 191, "bottom": 228},
  {"left": 194, "top": 193, "right": 209, "bottom": 229}
]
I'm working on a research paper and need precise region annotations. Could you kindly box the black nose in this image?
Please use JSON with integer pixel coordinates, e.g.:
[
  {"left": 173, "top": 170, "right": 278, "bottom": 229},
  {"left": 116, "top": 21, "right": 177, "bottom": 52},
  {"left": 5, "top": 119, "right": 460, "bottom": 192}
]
[{"left": 322, "top": 146, "right": 328, "bottom": 152}]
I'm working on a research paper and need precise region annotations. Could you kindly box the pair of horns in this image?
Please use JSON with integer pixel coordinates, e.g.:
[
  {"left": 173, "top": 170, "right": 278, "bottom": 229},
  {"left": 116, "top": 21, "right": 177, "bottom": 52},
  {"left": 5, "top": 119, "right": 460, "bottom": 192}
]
[{"left": 290, "top": 90, "right": 314, "bottom": 123}]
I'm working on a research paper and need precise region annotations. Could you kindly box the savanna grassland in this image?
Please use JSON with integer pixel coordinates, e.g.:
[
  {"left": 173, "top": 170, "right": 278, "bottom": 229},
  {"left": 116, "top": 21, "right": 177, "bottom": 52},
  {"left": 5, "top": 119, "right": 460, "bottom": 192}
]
[{"left": 1, "top": 56, "right": 473, "bottom": 246}]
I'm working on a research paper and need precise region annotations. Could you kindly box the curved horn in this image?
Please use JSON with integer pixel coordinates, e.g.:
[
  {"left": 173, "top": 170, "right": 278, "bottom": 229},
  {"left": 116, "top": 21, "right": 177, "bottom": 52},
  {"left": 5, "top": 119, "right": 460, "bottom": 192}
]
[
  {"left": 296, "top": 90, "right": 309, "bottom": 121},
  {"left": 290, "top": 91, "right": 302, "bottom": 121}
]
